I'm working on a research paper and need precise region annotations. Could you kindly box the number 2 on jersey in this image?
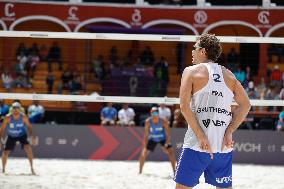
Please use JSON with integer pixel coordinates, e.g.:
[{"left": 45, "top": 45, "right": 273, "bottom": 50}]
[{"left": 213, "top": 74, "right": 221, "bottom": 82}]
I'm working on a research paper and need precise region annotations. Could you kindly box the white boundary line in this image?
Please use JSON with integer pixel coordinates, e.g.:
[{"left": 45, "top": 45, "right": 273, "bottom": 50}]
[
  {"left": 0, "top": 31, "right": 284, "bottom": 43},
  {"left": 0, "top": 93, "right": 283, "bottom": 106}
]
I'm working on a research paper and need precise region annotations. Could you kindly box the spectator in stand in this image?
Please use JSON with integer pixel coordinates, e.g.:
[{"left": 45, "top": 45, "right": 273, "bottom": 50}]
[
  {"left": 256, "top": 77, "right": 268, "bottom": 111},
  {"left": 154, "top": 56, "right": 169, "bottom": 82},
  {"left": 117, "top": 103, "right": 135, "bottom": 126},
  {"left": 243, "top": 66, "right": 253, "bottom": 89},
  {"left": 109, "top": 46, "right": 118, "bottom": 68},
  {"left": 256, "top": 77, "right": 267, "bottom": 95},
  {"left": 100, "top": 102, "right": 117, "bottom": 126},
  {"left": 28, "top": 43, "right": 39, "bottom": 56},
  {"left": 227, "top": 48, "right": 239, "bottom": 71},
  {"left": 0, "top": 99, "right": 9, "bottom": 122},
  {"left": 70, "top": 75, "right": 84, "bottom": 94},
  {"left": 92, "top": 54, "right": 105, "bottom": 80},
  {"left": 276, "top": 108, "right": 284, "bottom": 132},
  {"left": 270, "top": 65, "right": 282, "bottom": 87},
  {"left": 28, "top": 100, "right": 45, "bottom": 123},
  {"left": 1, "top": 70, "right": 13, "bottom": 92},
  {"left": 233, "top": 66, "right": 245, "bottom": 85},
  {"left": 154, "top": 57, "right": 169, "bottom": 96},
  {"left": 48, "top": 42, "right": 62, "bottom": 71},
  {"left": 172, "top": 108, "right": 187, "bottom": 128},
  {"left": 28, "top": 50, "right": 40, "bottom": 78},
  {"left": 265, "top": 84, "right": 280, "bottom": 111},
  {"left": 14, "top": 74, "right": 32, "bottom": 88},
  {"left": 16, "top": 43, "right": 28, "bottom": 57},
  {"left": 140, "top": 46, "right": 155, "bottom": 66},
  {"left": 158, "top": 103, "right": 171, "bottom": 123},
  {"left": 125, "top": 49, "right": 134, "bottom": 67},
  {"left": 39, "top": 44, "right": 49, "bottom": 61},
  {"left": 246, "top": 81, "right": 259, "bottom": 111},
  {"left": 57, "top": 70, "right": 73, "bottom": 94},
  {"left": 16, "top": 52, "right": 28, "bottom": 76},
  {"left": 46, "top": 71, "right": 54, "bottom": 94}
]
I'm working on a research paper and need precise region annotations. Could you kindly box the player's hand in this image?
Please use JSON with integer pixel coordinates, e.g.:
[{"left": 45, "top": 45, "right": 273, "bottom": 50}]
[
  {"left": 29, "top": 136, "right": 38, "bottom": 146},
  {"left": 222, "top": 130, "right": 234, "bottom": 151},
  {"left": 0, "top": 138, "right": 4, "bottom": 151},
  {"left": 197, "top": 134, "right": 213, "bottom": 159}
]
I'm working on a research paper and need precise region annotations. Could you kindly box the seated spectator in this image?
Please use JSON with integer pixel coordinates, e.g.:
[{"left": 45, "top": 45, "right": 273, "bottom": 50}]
[
  {"left": 276, "top": 108, "right": 284, "bottom": 132},
  {"left": 172, "top": 108, "right": 187, "bottom": 128},
  {"left": 0, "top": 99, "right": 9, "bottom": 122},
  {"left": 14, "top": 74, "right": 32, "bottom": 88},
  {"left": 117, "top": 103, "right": 135, "bottom": 126},
  {"left": 154, "top": 57, "right": 169, "bottom": 96},
  {"left": 154, "top": 57, "right": 169, "bottom": 81},
  {"left": 140, "top": 46, "right": 155, "bottom": 66},
  {"left": 1, "top": 70, "right": 13, "bottom": 92},
  {"left": 243, "top": 66, "right": 253, "bottom": 89},
  {"left": 48, "top": 42, "right": 62, "bottom": 71},
  {"left": 39, "top": 44, "right": 49, "bottom": 61},
  {"left": 233, "top": 66, "right": 245, "bottom": 85},
  {"left": 92, "top": 54, "right": 105, "bottom": 80},
  {"left": 28, "top": 50, "right": 40, "bottom": 78},
  {"left": 14, "top": 73, "right": 32, "bottom": 88},
  {"left": 16, "top": 42, "right": 28, "bottom": 57},
  {"left": 8, "top": 100, "right": 25, "bottom": 114},
  {"left": 28, "top": 43, "right": 39, "bottom": 56},
  {"left": 46, "top": 71, "right": 54, "bottom": 94},
  {"left": 16, "top": 52, "right": 28, "bottom": 76},
  {"left": 100, "top": 102, "right": 117, "bottom": 126},
  {"left": 265, "top": 84, "right": 280, "bottom": 111},
  {"left": 246, "top": 81, "right": 260, "bottom": 99},
  {"left": 158, "top": 103, "right": 171, "bottom": 123},
  {"left": 109, "top": 46, "right": 118, "bottom": 68},
  {"left": 58, "top": 70, "right": 73, "bottom": 94},
  {"left": 28, "top": 100, "right": 45, "bottom": 123},
  {"left": 70, "top": 75, "right": 83, "bottom": 94},
  {"left": 270, "top": 65, "right": 282, "bottom": 87},
  {"left": 256, "top": 77, "right": 268, "bottom": 111}
]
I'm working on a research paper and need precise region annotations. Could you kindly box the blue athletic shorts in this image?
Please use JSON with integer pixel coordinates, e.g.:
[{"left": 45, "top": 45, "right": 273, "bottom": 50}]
[{"left": 174, "top": 148, "right": 233, "bottom": 188}]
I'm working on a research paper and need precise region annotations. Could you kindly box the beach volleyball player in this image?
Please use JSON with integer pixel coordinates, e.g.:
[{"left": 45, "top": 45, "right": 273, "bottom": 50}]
[
  {"left": 0, "top": 102, "right": 36, "bottom": 175},
  {"left": 174, "top": 34, "right": 251, "bottom": 189},
  {"left": 139, "top": 107, "right": 176, "bottom": 174}
]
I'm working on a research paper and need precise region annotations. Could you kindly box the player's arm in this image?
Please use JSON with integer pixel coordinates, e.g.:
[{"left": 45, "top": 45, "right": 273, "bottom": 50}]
[
  {"left": 179, "top": 67, "right": 205, "bottom": 139},
  {"left": 0, "top": 117, "right": 9, "bottom": 138},
  {"left": 227, "top": 79, "right": 251, "bottom": 133},
  {"left": 143, "top": 119, "right": 150, "bottom": 147},
  {"left": 23, "top": 115, "right": 33, "bottom": 136},
  {"left": 163, "top": 119, "right": 171, "bottom": 144}
]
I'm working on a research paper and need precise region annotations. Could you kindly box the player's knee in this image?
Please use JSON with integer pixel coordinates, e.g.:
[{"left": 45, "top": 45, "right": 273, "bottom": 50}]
[{"left": 23, "top": 145, "right": 30, "bottom": 150}]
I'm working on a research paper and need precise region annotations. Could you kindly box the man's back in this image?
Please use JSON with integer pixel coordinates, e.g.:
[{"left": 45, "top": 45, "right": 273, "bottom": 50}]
[{"left": 183, "top": 63, "right": 236, "bottom": 153}]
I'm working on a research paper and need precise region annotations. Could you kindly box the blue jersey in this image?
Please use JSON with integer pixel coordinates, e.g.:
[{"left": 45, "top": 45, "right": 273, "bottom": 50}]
[
  {"left": 7, "top": 114, "right": 27, "bottom": 137},
  {"left": 101, "top": 107, "right": 117, "bottom": 120},
  {"left": 148, "top": 118, "right": 166, "bottom": 142}
]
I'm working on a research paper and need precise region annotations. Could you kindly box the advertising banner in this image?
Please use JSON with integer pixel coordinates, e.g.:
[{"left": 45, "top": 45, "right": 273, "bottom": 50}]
[{"left": 8, "top": 125, "right": 284, "bottom": 165}]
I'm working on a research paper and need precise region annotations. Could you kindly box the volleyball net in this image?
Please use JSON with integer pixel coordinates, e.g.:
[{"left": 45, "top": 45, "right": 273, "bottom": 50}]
[{"left": 0, "top": 30, "right": 284, "bottom": 108}]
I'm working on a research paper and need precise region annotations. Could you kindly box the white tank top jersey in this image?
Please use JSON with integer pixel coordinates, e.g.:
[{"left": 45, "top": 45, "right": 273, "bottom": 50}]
[{"left": 183, "top": 63, "right": 234, "bottom": 153}]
